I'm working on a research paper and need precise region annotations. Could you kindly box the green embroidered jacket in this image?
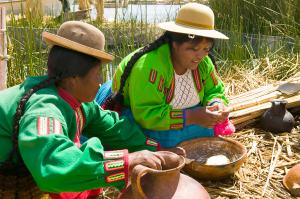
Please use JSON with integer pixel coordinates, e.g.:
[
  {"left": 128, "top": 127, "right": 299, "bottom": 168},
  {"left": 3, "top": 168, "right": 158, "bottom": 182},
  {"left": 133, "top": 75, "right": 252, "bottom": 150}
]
[
  {"left": 0, "top": 76, "right": 158, "bottom": 193},
  {"left": 113, "top": 44, "right": 228, "bottom": 131}
]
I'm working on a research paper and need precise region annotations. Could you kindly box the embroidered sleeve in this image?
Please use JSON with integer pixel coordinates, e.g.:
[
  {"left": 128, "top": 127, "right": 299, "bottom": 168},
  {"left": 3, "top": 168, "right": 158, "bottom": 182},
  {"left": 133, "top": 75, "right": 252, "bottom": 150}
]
[
  {"left": 18, "top": 115, "right": 129, "bottom": 192},
  {"left": 103, "top": 150, "right": 129, "bottom": 190}
]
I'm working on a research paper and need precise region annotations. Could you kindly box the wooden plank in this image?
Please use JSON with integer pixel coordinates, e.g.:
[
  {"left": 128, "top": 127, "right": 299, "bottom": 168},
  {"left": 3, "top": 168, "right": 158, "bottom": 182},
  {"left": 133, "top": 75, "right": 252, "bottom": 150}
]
[
  {"left": 230, "top": 95, "right": 300, "bottom": 124},
  {"left": 0, "top": 7, "right": 7, "bottom": 90}
]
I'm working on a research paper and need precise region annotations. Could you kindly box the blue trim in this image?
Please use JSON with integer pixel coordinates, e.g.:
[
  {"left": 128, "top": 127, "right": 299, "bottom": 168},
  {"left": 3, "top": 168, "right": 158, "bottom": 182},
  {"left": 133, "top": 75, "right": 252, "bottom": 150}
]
[
  {"left": 95, "top": 80, "right": 113, "bottom": 106},
  {"left": 122, "top": 108, "right": 213, "bottom": 148}
]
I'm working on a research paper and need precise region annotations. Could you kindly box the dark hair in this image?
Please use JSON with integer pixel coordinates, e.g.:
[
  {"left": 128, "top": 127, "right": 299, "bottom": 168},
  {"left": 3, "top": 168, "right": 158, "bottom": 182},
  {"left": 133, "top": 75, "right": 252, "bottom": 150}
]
[
  {"left": 48, "top": 46, "right": 100, "bottom": 79},
  {"left": 104, "top": 31, "right": 215, "bottom": 111},
  {"left": 3, "top": 46, "right": 100, "bottom": 173}
]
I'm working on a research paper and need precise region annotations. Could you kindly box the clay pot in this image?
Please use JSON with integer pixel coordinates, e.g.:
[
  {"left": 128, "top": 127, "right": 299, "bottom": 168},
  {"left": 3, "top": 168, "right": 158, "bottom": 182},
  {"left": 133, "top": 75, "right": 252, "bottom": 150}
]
[
  {"left": 120, "top": 151, "right": 210, "bottom": 199},
  {"left": 283, "top": 164, "right": 300, "bottom": 196},
  {"left": 260, "top": 99, "right": 295, "bottom": 133}
]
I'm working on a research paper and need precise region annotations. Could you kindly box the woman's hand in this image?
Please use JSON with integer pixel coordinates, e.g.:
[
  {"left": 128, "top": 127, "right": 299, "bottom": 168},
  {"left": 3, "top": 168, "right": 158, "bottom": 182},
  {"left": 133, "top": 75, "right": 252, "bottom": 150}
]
[
  {"left": 185, "top": 104, "right": 229, "bottom": 128},
  {"left": 128, "top": 150, "right": 181, "bottom": 175}
]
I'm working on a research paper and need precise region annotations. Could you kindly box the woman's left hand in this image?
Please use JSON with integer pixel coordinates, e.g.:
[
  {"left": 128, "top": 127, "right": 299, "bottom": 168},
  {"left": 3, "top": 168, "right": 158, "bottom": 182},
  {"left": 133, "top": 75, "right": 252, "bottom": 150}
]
[{"left": 207, "top": 103, "right": 229, "bottom": 123}]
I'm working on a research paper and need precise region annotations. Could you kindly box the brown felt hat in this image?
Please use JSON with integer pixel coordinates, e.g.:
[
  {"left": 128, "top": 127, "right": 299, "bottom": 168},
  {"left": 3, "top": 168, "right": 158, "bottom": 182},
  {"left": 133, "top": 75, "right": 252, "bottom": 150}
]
[
  {"left": 158, "top": 3, "right": 228, "bottom": 40},
  {"left": 42, "top": 21, "right": 114, "bottom": 63}
]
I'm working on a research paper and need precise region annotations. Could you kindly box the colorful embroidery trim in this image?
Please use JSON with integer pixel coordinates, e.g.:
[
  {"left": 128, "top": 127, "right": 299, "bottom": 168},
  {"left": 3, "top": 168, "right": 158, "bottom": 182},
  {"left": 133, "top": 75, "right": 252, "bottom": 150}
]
[
  {"left": 105, "top": 172, "right": 125, "bottom": 183},
  {"left": 210, "top": 71, "right": 218, "bottom": 86},
  {"left": 166, "top": 77, "right": 175, "bottom": 103},
  {"left": 170, "top": 110, "right": 183, "bottom": 119},
  {"left": 170, "top": 123, "right": 183, "bottom": 130},
  {"left": 192, "top": 69, "right": 202, "bottom": 92},
  {"left": 104, "top": 160, "right": 124, "bottom": 172},
  {"left": 146, "top": 138, "right": 158, "bottom": 147},
  {"left": 149, "top": 69, "right": 157, "bottom": 84},
  {"left": 37, "top": 117, "right": 62, "bottom": 136},
  {"left": 104, "top": 150, "right": 124, "bottom": 159},
  {"left": 158, "top": 76, "right": 164, "bottom": 92}
]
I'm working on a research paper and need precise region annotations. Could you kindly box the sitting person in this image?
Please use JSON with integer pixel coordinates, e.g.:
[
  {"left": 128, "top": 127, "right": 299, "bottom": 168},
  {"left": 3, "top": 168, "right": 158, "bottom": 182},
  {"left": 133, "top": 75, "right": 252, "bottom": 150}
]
[
  {"left": 96, "top": 3, "right": 235, "bottom": 148},
  {"left": 0, "top": 21, "right": 181, "bottom": 199}
]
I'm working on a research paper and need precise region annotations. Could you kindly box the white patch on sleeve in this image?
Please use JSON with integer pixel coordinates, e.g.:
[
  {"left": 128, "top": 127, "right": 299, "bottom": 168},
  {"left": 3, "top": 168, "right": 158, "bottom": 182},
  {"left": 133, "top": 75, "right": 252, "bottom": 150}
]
[
  {"left": 37, "top": 117, "right": 49, "bottom": 136},
  {"left": 53, "top": 118, "right": 62, "bottom": 134}
]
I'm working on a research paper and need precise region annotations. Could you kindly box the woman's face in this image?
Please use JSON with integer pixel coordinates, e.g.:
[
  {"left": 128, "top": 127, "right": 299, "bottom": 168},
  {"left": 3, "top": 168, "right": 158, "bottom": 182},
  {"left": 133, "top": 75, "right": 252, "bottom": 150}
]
[
  {"left": 72, "top": 65, "right": 102, "bottom": 102},
  {"left": 171, "top": 38, "right": 213, "bottom": 74}
]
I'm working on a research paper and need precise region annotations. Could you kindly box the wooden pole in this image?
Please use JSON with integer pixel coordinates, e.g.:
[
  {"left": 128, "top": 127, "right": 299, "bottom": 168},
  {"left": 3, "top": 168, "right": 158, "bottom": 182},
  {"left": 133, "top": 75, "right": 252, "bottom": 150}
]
[
  {"left": 95, "top": 0, "right": 104, "bottom": 21},
  {"left": 0, "top": 7, "right": 7, "bottom": 90},
  {"left": 79, "top": 0, "right": 90, "bottom": 10}
]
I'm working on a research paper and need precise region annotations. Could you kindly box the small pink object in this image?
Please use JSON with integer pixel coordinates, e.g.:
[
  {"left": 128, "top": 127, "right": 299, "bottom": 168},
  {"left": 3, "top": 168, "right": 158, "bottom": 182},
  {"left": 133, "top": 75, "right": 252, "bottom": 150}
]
[{"left": 214, "top": 118, "right": 235, "bottom": 136}]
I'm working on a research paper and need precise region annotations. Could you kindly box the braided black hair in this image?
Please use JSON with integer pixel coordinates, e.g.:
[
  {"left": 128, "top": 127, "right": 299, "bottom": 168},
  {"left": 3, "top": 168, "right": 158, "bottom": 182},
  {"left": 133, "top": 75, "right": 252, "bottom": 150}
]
[
  {"left": 1, "top": 46, "right": 100, "bottom": 175},
  {"left": 105, "top": 31, "right": 216, "bottom": 111},
  {"left": 103, "top": 32, "right": 170, "bottom": 110}
]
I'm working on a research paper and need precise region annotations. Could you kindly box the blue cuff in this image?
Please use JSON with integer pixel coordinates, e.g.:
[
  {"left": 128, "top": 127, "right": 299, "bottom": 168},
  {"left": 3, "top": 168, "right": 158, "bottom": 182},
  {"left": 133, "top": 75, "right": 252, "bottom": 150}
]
[{"left": 208, "top": 99, "right": 222, "bottom": 106}]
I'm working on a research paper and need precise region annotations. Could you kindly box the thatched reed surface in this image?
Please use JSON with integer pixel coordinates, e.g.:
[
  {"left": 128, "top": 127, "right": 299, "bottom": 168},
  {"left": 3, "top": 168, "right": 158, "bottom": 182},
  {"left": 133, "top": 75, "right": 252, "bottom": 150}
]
[{"left": 97, "top": 115, "right": 300, "bottom": 199}]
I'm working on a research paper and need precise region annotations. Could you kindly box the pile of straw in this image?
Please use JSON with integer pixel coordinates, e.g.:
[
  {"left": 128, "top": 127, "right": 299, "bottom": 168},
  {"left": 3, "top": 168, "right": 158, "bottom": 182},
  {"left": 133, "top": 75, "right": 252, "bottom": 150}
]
[{"left": 203, "top": 117, "right": 300, "bottom": 198}]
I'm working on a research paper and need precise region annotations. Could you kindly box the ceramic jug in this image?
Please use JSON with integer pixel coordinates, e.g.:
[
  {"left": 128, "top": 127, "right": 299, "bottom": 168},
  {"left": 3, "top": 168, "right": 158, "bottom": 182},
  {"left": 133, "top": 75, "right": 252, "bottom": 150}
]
[
  {"left": 120, "top": 151, "right": 210, "bottom": 199},
  {"left": 261, "top": 99, "right": 295, "bottom": 133}
]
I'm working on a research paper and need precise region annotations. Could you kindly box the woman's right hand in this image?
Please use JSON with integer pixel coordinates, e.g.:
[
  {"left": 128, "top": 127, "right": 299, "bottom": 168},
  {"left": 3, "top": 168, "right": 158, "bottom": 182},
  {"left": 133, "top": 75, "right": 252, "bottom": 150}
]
[
  {"left": 128, "top": 150, "right": 180, "bottom": 175},
  {"left": 185, "top": 106, "right": 229, "bottom": 128}
]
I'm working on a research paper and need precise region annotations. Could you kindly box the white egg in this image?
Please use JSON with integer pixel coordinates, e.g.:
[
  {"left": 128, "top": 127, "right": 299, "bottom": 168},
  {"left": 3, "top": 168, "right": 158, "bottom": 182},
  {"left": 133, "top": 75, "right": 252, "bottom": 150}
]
[{"left": 205, "top": 155, "right": 230, "bottom": 166}]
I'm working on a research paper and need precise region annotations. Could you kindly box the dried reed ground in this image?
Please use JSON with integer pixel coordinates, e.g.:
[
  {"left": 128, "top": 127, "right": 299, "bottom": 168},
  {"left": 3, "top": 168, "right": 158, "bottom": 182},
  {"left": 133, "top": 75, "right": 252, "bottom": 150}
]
[{"left": 98, "top": 55, "right": 300, "bottom": 199}]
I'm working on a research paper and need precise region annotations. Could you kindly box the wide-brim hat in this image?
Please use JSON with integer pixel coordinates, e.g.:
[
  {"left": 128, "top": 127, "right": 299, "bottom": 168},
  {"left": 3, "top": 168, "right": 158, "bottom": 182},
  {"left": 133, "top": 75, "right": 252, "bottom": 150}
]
[
  {"left": 158, "top": 3, "right": 228, "bottom": 40},
  {"left": 42, "top": 21, "right": 114, "bottom": 64}
]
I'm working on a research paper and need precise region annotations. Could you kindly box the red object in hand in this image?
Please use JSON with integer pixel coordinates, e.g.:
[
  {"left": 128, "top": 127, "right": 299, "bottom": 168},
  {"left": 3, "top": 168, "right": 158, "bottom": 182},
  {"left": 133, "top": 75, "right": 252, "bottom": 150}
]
[{"left": 214, "top": 118, "right": 235, "bottom": 136}]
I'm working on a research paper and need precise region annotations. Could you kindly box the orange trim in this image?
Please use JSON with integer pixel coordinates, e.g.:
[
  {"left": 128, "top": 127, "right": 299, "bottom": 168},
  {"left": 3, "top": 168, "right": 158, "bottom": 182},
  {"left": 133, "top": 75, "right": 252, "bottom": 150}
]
[
  {"left": 149, "top": 69, "right": 157, "bottom": 84},
  {"left": 192, "top": 69, "right": 202, "bottom": 92},
  {"left": 210, "top": 71, "right": 218, "bottom": 86},
  {"left": 158, "top": 76, "right": 164, "bottom": 92},
  {"left": 170, "top": 123, "right": 183, "bottom": 130},
  {"left": 166, "top": 77, "right": 175, "bottom": 103}
]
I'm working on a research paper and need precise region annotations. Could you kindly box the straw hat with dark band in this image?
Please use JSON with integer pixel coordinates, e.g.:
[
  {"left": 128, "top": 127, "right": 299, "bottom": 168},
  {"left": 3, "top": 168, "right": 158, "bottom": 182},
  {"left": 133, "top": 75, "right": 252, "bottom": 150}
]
[
  {"left": 42, "top": 21, "right": 114, "bottom": 63},
  {"left": 158, "top": 3, "right": 228, "bottom": 40}
]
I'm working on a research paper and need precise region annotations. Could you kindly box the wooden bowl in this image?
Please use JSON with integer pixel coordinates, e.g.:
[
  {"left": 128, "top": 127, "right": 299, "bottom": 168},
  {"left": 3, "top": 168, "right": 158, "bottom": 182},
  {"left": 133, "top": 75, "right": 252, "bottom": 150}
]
[{"left": 178, "top": 137, "right": 247, "bottom": 180}]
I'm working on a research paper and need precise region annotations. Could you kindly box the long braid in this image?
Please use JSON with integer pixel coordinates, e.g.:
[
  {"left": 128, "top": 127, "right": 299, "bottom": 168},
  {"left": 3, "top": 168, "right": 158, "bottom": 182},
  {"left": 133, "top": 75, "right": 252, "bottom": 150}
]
[
  {"left": 1, "top": 76, "right": 58, "bottom": 175},
  {"left": 103, "top": 32, "right": 170, "bottom": 111}
]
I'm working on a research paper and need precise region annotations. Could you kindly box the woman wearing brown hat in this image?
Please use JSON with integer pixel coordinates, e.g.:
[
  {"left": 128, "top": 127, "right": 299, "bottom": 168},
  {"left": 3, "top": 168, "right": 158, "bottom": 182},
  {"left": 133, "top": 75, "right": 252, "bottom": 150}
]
[
  {"left": 97, "top": 3, "right": 234, "bottom": 148},
  {"left": 0, "top": 21, "right": 182, "bottom": 199}
]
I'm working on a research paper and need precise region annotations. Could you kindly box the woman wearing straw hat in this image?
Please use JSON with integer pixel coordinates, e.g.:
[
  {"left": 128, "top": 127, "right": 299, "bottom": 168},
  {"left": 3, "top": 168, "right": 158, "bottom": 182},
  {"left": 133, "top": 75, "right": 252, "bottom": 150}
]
[
  {"left": 97, "top": 3, "right": 235, "bottom": 148},
  {"left": 0, "top": 21, "right": 181, "bottom": 199}
]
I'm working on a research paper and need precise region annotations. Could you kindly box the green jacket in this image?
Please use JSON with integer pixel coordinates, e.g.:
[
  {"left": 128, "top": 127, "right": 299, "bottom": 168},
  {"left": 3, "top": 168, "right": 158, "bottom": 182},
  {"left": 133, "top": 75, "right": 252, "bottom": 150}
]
[
  {"left": 0, "top": 76, "right": 159, "bottom": 193},
  {"left": 113, "top": 43, "right": 228, "bottom": 131}
]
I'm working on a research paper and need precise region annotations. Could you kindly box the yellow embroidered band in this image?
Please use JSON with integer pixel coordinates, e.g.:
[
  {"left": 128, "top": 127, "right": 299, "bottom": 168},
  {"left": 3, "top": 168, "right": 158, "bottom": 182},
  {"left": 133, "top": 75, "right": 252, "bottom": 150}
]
[{"left": 175, "top": 18, "right": 214, "bottom": 30}]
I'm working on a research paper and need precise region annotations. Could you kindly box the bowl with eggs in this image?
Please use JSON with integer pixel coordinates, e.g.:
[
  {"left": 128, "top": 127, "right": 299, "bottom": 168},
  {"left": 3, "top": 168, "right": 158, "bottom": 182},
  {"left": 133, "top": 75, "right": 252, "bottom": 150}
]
[{"left": 178, "top": 136, "right": 247, "bottom": 180}]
